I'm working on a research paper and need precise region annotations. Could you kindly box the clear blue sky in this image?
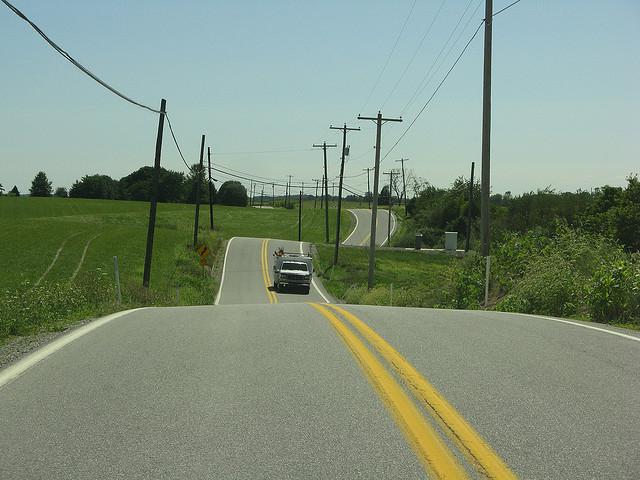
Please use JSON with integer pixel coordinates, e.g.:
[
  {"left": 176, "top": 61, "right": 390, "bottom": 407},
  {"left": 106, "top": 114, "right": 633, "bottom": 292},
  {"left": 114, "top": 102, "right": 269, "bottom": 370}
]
[{"left": 1, "top": 0, "right": 638, "bottom": 196}]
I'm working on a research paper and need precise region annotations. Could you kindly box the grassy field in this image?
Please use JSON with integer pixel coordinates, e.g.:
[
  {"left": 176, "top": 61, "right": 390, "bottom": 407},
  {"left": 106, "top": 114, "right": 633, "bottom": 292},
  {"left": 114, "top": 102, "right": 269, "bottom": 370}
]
[
  {"left": 0, "top": 196, "right": 351, "bottom": 340},
  {"left": 314, "top": 244, "right": 457, "bottom": 307}
]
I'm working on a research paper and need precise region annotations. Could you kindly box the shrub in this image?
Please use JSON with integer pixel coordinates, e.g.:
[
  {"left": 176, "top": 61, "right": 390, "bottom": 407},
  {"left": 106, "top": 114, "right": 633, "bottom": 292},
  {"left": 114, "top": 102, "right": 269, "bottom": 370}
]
[
  {"left": 438, "top": 251, "right": 485, "bottom": 309},
  {"left": 588, "top": 257, "right": 640, "bottom": 324}
]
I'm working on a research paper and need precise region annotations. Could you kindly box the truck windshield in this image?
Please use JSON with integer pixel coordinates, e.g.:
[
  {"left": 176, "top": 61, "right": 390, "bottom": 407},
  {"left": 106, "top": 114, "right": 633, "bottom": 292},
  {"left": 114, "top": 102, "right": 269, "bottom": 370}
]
[{"left": 281, "top": 262, "right": 308, "bottom": 272}]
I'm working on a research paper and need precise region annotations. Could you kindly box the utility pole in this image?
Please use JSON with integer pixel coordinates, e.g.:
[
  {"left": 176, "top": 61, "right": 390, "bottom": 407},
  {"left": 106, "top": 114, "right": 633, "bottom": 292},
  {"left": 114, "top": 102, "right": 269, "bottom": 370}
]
[
  {"left": 249, "top": 180, "right": 253, "bottom": 207},
  {"left": 313, "top": 142, "right": 337, "bottom": 243},
  {"left": 358, "top": 111, "right": 402, "bottom": 289},
  {"left": 395, "top": 158, "right": 409, "bottom": 216},
  {"left": 193, "top": 134, "right": 205, "bottom": 247},
  {"left": 207, "top": 146, "right": 214, "bottom": 230},
  {"left": 313, "top": 178, "right": 320, "bottom": 209},
  {"left": 481, "top": 0, "right": 493, "bottom": 307},
  {"left": 330, "top": 123, "right": 360, "bottom": 266},
  {"left": 481, "top": 0, "right": 492, "bottom": 258},
  {"left": 260, "top": 185, "right": 264, "bottom": 208},
  {"left": 271, "top": 183, "right": 275, "bottom": 207},
  {"left": 286, "top": 175, "right": 293, "bottom": 208},
  {"left": 466, "top": 161, "right": 475, "bottom": 252},
  {"left": 298, "top": 190, "right": 302, "bottom": 241},
  {"left": 363, "top": 167, "right": 372, "bottom": 208},
  {"left": 383, "top": 170, "right": 397, "bottom": 246},
  {"left": 142, "top": 98, "right": 166, "bottom": 288}
]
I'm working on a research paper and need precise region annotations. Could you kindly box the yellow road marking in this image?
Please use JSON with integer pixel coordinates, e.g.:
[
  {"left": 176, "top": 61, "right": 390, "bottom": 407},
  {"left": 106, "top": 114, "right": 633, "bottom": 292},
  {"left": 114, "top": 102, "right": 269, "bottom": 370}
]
[
  {"left": 326, "top": 304, "right": 517, "bottom": 480},
  {"left": 309, "top": 303, "right": 468, "bottom": 479},
  {"left": 260, "top": 239, "right": 277, "bottom": 304},
  {"left": 359, "top": 231, "right": 371, "bottom": 246}
]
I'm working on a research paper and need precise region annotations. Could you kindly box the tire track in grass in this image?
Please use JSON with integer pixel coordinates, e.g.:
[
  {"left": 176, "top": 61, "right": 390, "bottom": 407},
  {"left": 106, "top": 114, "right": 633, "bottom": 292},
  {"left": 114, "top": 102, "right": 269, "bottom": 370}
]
[
  {"left": 35, "top": 232, "right": 83, "bottom": 286},
  {"left": 70, "top": 233, "right": 103, "bottom": 281}
]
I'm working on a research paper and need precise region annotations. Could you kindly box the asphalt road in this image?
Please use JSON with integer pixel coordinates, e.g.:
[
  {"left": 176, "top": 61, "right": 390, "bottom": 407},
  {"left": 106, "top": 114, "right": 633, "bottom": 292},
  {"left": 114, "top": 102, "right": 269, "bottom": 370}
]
[
  {"left": 343, "top": 208, "right": 396, "bottom": 247},
  {"left": 1, "top": 235, "right": 639, "bottom": 479},
  {"left": 215, "top": 237, "right": 333, "bottom": 305}
]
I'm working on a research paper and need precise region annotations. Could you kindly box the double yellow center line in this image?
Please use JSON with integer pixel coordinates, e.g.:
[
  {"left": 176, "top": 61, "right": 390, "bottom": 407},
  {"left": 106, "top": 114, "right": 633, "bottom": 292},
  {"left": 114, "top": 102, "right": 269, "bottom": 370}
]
[
  {"left": 309, "top": 302, "right": 516, "bottom": 480},
  {"left": 260, "top": 239, "right": 278, "bottom": 304}
]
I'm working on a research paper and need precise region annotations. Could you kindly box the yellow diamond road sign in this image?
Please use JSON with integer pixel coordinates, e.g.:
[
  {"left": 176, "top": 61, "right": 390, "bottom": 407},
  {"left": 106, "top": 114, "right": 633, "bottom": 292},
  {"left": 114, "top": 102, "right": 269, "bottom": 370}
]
[{"left": 197, "top": 244, "right": 209, "bottom": 258}]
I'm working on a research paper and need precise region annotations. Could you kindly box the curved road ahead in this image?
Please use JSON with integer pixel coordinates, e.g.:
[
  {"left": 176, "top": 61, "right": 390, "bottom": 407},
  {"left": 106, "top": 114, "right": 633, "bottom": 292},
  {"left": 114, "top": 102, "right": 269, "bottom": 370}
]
[
  {"left": 1, "top": 236, "right": 639, "bottom": 479},
  {"left": 343, "top": 208, "right": 396, "bottom": 247}
]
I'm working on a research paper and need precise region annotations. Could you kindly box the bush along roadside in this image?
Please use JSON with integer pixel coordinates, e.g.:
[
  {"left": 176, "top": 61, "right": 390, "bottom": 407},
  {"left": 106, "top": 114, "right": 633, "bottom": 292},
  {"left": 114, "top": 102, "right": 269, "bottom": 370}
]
[
  {"left": 318, "top": 222, "right": 639, "bottom": 328},
  {"left": 491, "top": 224, "right": 640, "bottom": 326}
]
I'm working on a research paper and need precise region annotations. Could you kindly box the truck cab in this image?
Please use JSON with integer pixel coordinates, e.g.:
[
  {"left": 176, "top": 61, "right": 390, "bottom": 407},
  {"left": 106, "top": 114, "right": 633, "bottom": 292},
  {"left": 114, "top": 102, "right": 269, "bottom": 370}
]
[{"left": 273, "top": 253, "right": 313, "bottom": 294}]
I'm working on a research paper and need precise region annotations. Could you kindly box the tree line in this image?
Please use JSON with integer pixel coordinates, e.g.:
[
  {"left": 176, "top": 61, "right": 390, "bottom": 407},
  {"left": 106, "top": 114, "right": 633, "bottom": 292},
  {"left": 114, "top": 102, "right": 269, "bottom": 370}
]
[
  {"left": 1, "top": 167, "right": 250, "bottom": 206},
  {"left": 403, "top": 174, "right": 640, "bottom": 252}
]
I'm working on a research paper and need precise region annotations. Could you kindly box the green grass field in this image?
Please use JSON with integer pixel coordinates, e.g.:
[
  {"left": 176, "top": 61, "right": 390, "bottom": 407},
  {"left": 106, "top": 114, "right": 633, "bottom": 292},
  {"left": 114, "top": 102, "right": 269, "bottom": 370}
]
[
  {"left": 0, "top": 196, "right": 351, "bottom": 340},
  {"left": 314, "top": 244, "right": 457, "bottom": 307}
]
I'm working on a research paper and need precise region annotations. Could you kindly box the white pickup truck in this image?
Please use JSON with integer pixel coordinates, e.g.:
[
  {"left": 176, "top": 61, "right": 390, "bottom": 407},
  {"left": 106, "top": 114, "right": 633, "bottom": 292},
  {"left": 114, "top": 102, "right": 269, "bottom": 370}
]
[{"left": 272, "top": 252, "right": 313, "bottom": 294}]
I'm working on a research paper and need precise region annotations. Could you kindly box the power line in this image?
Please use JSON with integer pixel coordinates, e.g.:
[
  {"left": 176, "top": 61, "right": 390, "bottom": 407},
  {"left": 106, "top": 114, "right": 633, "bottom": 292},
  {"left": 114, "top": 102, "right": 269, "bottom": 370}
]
[
  {"left": 214, "top": 148, "right": 315, "bottom": 155},
  {"left": 401, "top": 0, "right": 478, "bottom": 116},
  {"left": 382, "top": 20, "right": 485, "bottom": 162},
  {"left": 1, "top": 0, "right": 162, "bottom": 114},
  {"left": 494, "top": 0, "right": 523, "bottom": 17},
  {"left": 381, "top": 0, "right": 448, "bottom": 110},
  {"left": 359, "top": 0, "right": 418, "bottom": 113},
  {"left": 164, "top": 114, "right": 194, "bottom": 173}
]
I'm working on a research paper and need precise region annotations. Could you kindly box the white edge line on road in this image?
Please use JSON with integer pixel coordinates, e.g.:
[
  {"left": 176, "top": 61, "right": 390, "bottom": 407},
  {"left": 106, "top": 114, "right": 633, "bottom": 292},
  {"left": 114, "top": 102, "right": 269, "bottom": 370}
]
[
  {"left": 511, "top": 312, "right": 640, "bottom": 343},
  {"left": 214, "top": 236, "right": 236, "bottom": 305},
  {"left": 0, "top": 308, "right": 146, "bottom": 389},
  {"left": 379, "top": 211, "right": 396, "bottom": 247},
  {"left": 299, "top": 240, "right": 330, "bottom": 303},
  {"left": 342, "top": 209, "right": 359, "bottom": 245}
]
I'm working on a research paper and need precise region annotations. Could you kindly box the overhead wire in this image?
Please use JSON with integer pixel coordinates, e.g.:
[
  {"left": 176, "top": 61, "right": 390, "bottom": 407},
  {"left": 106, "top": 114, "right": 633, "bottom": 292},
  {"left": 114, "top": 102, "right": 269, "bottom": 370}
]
[
  {"left": 493, "top": 0, "right": 523, "bottom": 17},
  {"left": 400, "top": 0, "right": 477, "bottom": 116},
  {"left": 358, "top": 0, "right": 418, "bottom": 114},
  {"left": 382, "top": 20, "right": 485, "bottom": 163},
  {"left": 214, "top": 148, "right": 315, "bottom": 155},
  {"left": 1, "top": 0, "right": 162, "bottom": 115},
  {"left": 381, "top": 0, "right": 448, "bottom": 110}
]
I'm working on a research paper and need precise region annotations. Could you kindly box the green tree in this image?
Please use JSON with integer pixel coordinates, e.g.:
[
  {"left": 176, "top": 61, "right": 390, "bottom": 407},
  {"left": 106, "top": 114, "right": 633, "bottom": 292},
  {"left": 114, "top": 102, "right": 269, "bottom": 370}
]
[
  {"left": 54, "top": 187, "right": 68, "bottom": 198},
  {"left": 69, "top": 175, "right": 119, "bottom": 199},
  {"left": 0, "top": 183, "right": 4, "bottom": 195},
  {"left": 614, "top": 175, "right": 640, "bottom": 252},
  {"left": 379, "top": 185, "right": 390, "bottom": 206},
  {"left": 183, "top": 164, "right": 212, "bottom": 204},
  {"left": 119, "top": 166, "right": 187, "bottom": 202},
  {"left": 217, "top": 180, "right": 247, "bottom": 206},
  {"left": 30, "top": 171, "right": 52, "bottom": 197},
  {"left": 9, "top": 185, "right": 20, "bottom": 197}
]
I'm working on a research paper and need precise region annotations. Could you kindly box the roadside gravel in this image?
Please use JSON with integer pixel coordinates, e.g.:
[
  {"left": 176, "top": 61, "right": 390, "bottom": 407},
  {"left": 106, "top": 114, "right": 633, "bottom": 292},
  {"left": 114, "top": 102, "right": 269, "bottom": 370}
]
[{"left": 0, "top": 318, "right": 95, "bottom": 371}]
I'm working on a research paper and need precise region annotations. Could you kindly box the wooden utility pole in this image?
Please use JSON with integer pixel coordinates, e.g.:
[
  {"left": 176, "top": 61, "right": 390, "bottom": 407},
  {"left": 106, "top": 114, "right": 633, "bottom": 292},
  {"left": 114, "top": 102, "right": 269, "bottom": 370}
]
[
  {"left": 330, "top": 124, "right": 360, "bottom": 265},
  {"left": 193, "top": 134, "right": 205, "bottom": 247},
  {"left": 395, "top": 158, "right": 409, "bottom": 215},
  {"left": 383, "top": 170, "right": 397, "bottom": 246},
  {"left": 358, "top": 111, "right": 402, "bottom": 289},
  {"left": 313, "top": 178, "right": 320, "bottom": 209},
  {"left": 207, "top": 146, "right": 214, "bottom": 230},
  {"left": 466, "top": 161, "right": 475, "bottom": 252},
  {"left": 363, "top": 167, "right": 372, "bottom": 208},
  {"left": 286, "top": 175, "right": 293, "bottom": 208},
  {"left": 481, "top": 0, "right": 493, "bottom": 258},
  {"left": 142, "top": 98, "right": 166, "bottom": 288},
  {"left": 260, "top": 186, "right": 264, "bottom": 208},
  {"left": 298, "top": 190, "right": 302, "bottom": 241},
  {"left": 313, "top": 142, "right": 337, "bottom": 244},
  {"left": 271, "top": 183, "right": 275, "bottom": 207}
]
